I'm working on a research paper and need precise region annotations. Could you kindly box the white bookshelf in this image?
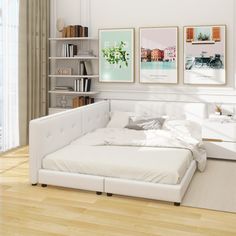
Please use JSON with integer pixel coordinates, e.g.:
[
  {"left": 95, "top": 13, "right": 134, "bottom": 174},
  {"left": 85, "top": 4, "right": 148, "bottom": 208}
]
[{"left": 49, "top": 37, "right": 99, "bottom": 114}]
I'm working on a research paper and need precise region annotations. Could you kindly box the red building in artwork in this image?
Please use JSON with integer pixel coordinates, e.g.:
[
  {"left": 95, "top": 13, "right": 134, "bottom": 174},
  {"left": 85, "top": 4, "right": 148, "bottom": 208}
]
[
  {"left": 141, "top": 48, "right": 151, "bottom": 62},
  {"left": 151, "top": 49, "right": 164, "bottom": 61}
]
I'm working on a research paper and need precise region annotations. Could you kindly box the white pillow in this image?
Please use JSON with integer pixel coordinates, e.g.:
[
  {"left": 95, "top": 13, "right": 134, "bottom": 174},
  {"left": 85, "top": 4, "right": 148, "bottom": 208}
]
[
  {"left": 106, "top": 111, "right": 134, "bottom": 128},
  {"left": 125, "top": 117, "right": 165, "bottom": 130}
]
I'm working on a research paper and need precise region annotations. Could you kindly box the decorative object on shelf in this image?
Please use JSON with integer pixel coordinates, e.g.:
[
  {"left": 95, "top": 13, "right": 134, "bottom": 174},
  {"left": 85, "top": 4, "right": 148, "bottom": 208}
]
[
  {"left": 56, "top": 18, "right": 65, "bottom": 37},
  {"left": 56, "top": 68, "right": 72, "bottom": 75},
  {"left": 215, "top": 104, "right": 222, "bottom": 115},
  {"left": 54, "top": 86, "right": 74, "bottom": 91},
  {"left": 208, "top": 114, "right": 233, "bottom": 123},
  {"left": 184, "top": 25, "right": 226, "bottom": 85},
  {"left": 76, "top": 49, "right": 94, "bottom": 57},
  {"left": 139, "top": 27, "right": 178, "bottom": 84},
  {"left": 60, "top": 95, "right": 67, "bottom": 108},
  {"left": 99, "top": 28, "right": 134, "bottom": 83}
]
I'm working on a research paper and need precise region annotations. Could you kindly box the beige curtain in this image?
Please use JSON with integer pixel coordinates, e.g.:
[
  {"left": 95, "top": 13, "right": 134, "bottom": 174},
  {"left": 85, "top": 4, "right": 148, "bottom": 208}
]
[{"left": 19, "top": 0, "right": 50, "bottom": 145}]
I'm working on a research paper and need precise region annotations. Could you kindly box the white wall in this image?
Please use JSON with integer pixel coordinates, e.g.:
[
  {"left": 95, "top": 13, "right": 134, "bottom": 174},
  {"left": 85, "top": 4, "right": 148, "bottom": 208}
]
[{"left": 51, "top": 0, "right": 236, "bottom": 105}]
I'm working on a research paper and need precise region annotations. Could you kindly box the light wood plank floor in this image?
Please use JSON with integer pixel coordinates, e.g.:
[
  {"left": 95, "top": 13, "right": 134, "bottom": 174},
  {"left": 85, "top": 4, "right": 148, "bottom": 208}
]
[{"left": 0, "top": 147, "right": 236, "bottom": 236}]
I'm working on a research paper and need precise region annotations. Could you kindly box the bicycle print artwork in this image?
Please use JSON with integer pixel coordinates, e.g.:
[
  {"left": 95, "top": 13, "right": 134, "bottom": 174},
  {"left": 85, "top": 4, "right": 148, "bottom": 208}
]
[{"left": 184, "top": 25, "right": 226, "bottom": 85}]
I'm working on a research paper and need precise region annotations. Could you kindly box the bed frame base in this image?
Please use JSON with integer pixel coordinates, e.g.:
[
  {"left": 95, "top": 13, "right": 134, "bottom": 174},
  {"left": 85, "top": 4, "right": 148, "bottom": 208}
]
[
  {"left": 41, "top": 184, "right": 47, "bottom": 187},
  {"left": 31, "top": 183, "right": 37, "bottom": 186},
  {"left": 36, "top": 161, "right": 196, "bottom": 204}
]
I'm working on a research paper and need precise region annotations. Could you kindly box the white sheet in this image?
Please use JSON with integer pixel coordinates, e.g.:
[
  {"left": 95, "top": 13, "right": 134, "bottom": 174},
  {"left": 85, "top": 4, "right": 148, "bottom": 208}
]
[
  {"left": 71, "top": 127, "right": 206, "bottom": 171},
  {"left": 43, "top": 145, "right": 193, "bottom": 185}
]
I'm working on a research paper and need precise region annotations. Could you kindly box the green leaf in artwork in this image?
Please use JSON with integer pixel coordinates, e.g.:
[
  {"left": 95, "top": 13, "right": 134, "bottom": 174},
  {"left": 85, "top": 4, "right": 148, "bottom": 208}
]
[{"left": 102, "top": 41, "right": 129, "bottom": 68}]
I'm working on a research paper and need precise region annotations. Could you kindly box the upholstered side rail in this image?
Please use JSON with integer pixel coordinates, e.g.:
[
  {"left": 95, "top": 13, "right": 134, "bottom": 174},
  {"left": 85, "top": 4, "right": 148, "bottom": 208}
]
[{"left": 29, "top": 100, "right": 110, "bottom": 184}]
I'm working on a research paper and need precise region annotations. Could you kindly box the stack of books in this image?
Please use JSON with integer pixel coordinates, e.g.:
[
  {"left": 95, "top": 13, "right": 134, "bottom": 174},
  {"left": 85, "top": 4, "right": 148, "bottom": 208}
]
[
  {"left": 74, "top": 78, "right": 91, "bottom": 92},
  {"left": 62, "top": 25, "right": 88, "bottom": 38},
  {"left": 72, "top": 96, "right": 94, "bottom": 108},
  {"left": 61, "top": 44, "right": 77, "bottom": 57},
  {"left": 73, "top": 61, "right": 91, "bottom": 92}
]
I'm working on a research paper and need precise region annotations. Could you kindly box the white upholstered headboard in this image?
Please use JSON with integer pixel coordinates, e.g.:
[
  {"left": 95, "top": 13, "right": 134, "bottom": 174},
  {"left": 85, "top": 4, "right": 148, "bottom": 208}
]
[{"left": 110, "top": 100, "right": 207, "bottom": 124}]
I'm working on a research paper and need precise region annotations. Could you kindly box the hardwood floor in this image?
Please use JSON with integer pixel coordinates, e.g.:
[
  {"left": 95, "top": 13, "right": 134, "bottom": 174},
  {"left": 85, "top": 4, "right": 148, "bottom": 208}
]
[{"left": 1, "top": 147, "right": 236, "bottom": 236}]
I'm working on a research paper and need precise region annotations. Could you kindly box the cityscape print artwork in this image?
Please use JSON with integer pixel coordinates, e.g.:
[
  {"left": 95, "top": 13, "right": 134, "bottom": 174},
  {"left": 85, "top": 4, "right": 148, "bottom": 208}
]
[
  {"left": 139, "top": 27, "right": 178, "bottom": 83},
  {"left": 184, "top": 25, "right": 226, "bottom": 85},
  {"left": 99, "top": 28, "right": 134, "bottom": 83}
]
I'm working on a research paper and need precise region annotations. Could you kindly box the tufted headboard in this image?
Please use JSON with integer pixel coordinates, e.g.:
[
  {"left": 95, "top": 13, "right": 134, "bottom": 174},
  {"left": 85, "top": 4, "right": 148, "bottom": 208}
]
[
  {"left": 29, "top": 100, "right": 110, "bottom": 184},
  {"left": 110, "top": 100, "right": 207, "bottom": 124}
]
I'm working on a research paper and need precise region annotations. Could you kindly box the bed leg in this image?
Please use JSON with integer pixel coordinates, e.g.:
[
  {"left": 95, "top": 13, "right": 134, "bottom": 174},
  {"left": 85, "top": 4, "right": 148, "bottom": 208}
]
[
  {"left": 174, "top": 202, "right": 180, "bottom": 206},
  {"left": 96, "top": 191, "right": 102, "bottom": 195},
  {"left": 107, "top": 193, "right": 113, "bottom": 197},
  {"left": 41, "top": 184, "right": 47, "bottom": 188},
  {"left": 31, "top": 183, "right": 37, "bottom": 186}
]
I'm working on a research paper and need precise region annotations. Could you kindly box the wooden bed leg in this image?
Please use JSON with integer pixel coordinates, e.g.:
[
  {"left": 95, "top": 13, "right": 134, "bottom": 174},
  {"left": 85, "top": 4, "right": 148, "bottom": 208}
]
[
  {"left": 41, "top": 184, "right": 47, "bottom": 188},
  {"left": 31, "top": 183, "right": 37, "bottom": 186},
  {"left": 107, "top": 193, "right": 113, "bottom": 197},
  {"left": 96, "top": 191, "right": 102, "bottom": 195},
  {"left": 174, "top": 202, "right": 180, "bottom": 206}
]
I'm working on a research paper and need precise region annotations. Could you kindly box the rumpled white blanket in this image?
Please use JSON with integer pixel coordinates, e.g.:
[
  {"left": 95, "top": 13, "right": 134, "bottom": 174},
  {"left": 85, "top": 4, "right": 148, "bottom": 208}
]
[
  {"left": 102, "top": 128, "right": 206, "bottom": 172},
  {"left": 72, "top": 120, "right": 206, "bottom": 172}
]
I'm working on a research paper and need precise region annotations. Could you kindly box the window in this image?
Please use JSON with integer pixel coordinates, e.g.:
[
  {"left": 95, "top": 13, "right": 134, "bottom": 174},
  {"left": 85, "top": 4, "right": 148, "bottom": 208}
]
[{"left": 0, "top": 0, "right": 19, "bottom": 152}]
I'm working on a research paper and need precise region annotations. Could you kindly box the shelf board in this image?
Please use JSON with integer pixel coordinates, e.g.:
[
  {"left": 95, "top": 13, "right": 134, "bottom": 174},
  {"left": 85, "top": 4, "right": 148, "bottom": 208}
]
[
  {"left": 49, "top": 75, "right": 99, "bottom": 78},
  {"left": 49, "top": 56, "right": 99, "bottom": 60},
  {"left": 49, "top": 37, "right": 98, "bottom": 41},
  {"left": 192, "top": 40, "right": 215, "bottom": 45},
  {"left": 49, "top": 90, "right": 99, "bottom": 95}
]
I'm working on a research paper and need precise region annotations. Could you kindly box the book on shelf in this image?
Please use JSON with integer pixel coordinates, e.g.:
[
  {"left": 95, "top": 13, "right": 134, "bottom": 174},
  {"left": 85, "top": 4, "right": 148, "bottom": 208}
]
[
  {"left": 73, "top": 78, "right": 91, "bottom": 92},
  {"left": 84, "top": 78, "right": 91, "bottom": 92},
  {"left": 73, "top": 61, "right": 91, "bottom": 92},
  {"left": 61, "top": 43, "right": 77, "bottom": 57},
  {"left": 72, "top": 96, "right": 94, "bottom": 108},
  {"left": 54, "top": 86, "right": 74, "bottom": 91},
  {"left": 61, "top": 25, "right": 88, "bottom": 38},
  {"left": 78, "top": 61, "right": 87, "bottom": 75},
  {"left": 80, "top": 79, "right": 84, "bottom": 92}
]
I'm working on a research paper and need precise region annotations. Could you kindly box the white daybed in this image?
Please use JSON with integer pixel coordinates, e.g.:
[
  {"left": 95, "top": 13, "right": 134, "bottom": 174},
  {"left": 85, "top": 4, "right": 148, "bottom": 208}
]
[{"left": 29, "top": 100, "right": 207, "bottom": 205}]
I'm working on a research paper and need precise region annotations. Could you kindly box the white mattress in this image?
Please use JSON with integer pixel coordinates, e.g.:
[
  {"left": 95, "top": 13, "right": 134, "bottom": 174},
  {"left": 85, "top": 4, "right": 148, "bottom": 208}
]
[{"left": 43, "top": 144, "right": 193, "bottom": 185}]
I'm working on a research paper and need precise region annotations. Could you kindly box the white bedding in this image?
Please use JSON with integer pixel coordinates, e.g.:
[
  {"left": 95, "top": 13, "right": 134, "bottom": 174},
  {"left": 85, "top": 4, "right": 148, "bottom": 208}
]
[
  {"left": 43, "top": 145, "right": 192, "bottom": 185},
  {"left": 43, "top": 120, "right": 206, "bottom": 185},
  {"left": 71, "top": 126, "right": 206, "bottom": 171}
]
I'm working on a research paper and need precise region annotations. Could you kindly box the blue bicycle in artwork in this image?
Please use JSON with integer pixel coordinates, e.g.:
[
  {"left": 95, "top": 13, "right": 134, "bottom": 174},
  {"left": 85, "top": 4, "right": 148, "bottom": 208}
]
[{"left": 185, "top": 51, "right": 223, "bottom": 70}]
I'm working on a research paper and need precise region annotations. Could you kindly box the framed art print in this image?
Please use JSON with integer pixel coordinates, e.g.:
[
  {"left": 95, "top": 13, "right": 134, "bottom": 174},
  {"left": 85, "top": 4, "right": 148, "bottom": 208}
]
[
  {"left": 99, "top": 28, "right": 134, "bottom": 83},
  {"left": 184, "top": 25, "right": 226, "bottom": 85},
  {"left": 139, "top": 27, "right": 178, "bottom": 84}
]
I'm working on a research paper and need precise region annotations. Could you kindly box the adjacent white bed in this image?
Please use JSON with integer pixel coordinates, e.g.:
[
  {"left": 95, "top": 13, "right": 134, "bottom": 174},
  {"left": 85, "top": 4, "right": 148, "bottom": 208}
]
[{"left": 30, "top": 100, "right": 207, "bottom": 205}]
